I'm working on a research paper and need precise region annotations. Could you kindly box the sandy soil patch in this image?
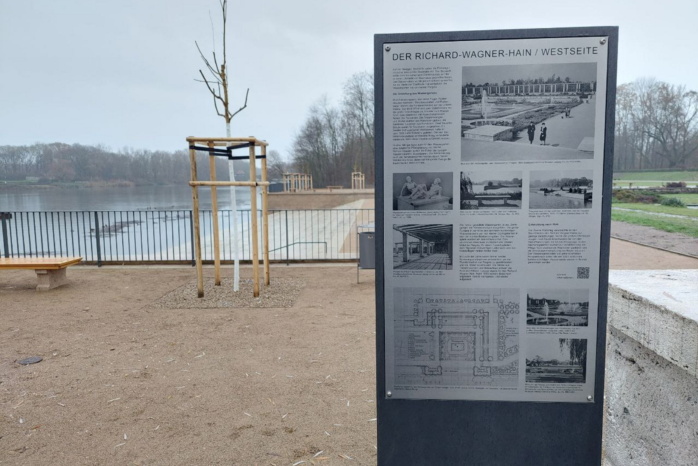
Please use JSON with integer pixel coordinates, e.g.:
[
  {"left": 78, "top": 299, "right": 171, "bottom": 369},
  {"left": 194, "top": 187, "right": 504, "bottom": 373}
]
[{"left": 1, "top": 265, "right": 377, "bottom": 465}]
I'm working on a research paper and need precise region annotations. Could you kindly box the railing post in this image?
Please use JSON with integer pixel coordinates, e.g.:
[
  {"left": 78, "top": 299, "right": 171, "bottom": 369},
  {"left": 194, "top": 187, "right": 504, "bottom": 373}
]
[
  {"left": 189, "top": 210, "right": 195, "bottom": 267},
  {"left": 1, "top": 212, "right": 11, "bottom": 258},
  {"left": 94, "top": 212, "right": 102, "bottom": 267},
  {"left": 285, "top": 210, "right": 289, "bottom": 266}
]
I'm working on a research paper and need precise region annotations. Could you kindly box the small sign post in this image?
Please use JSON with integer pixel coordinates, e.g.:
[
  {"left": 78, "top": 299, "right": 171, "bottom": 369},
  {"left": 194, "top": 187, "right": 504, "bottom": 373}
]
[{"left": 375, "top": 27, "right": 617, "bottom": 464}]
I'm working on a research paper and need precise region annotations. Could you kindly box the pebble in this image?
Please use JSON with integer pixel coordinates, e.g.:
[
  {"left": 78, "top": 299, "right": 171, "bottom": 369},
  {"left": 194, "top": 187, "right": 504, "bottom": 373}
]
[{"left": 150, "top": 278, "right": 305, "bottom": 309}]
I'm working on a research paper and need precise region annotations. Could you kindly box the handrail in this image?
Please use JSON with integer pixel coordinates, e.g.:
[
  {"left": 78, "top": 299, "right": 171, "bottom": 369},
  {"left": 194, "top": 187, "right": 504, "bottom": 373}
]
[{"left": 269, "top": 241, "right": 328, "bottom": 253}]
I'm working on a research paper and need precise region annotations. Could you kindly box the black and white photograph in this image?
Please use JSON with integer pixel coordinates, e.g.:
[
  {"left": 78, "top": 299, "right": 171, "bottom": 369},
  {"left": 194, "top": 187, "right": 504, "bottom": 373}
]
[
  {"left": 526, "top": 338, "right": 587, "bottom": 384},
  {"left": 461, "top": 63, "right": 597, "bottom": 162},
  {"left": 529, "top": 170, "right": 593, "bottom": 209},
  {"left": 393, "top": 224, "right": 453, "bottom": 270},
  {"left": 527, "top": 289, "right": 589, "bottom": 326},
  {"left": 393, "top": 172, "right": 454, "bottom": 211},
  {"left": 460, "top": 170, "right": 523, "bottom": 210}
]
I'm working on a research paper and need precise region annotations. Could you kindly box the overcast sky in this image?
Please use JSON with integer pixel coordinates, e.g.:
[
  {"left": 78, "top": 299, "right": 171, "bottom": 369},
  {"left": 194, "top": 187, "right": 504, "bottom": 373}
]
[{"left": 2, "top": 0, "right": 696, "bottom": 158}]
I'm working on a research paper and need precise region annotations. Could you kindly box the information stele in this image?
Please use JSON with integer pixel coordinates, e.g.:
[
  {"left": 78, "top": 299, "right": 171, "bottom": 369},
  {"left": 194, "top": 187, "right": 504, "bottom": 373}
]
[{"left": 375, "top": 27, "right": 617, "bottom": 465}]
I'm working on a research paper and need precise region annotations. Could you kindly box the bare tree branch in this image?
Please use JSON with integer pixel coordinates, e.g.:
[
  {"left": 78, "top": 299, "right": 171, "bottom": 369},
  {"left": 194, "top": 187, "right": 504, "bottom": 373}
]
[
  {"left": 195, "top": 0, "right": 248, "bottom": 129},
  {"left": 230, "top": 88, "right": 249, "bottom": 119}
]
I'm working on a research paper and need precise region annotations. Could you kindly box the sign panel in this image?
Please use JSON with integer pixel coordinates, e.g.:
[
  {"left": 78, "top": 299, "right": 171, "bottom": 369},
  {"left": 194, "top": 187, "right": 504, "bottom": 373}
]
[
  {"left": 379, "top": 31, "right": 614, "bottom": 403},
  {"left": 375, "top": 27, "right": 617, "bottom": 465}
]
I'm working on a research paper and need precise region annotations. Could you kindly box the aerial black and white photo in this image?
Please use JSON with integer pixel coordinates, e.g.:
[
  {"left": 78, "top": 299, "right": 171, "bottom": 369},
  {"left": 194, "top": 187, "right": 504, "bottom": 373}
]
[
  {"left": 461, "top": 63, "right": 597, "bottom": 162},
  {"left": 529, "top": 170, "right": 593, "bottom": 209}
]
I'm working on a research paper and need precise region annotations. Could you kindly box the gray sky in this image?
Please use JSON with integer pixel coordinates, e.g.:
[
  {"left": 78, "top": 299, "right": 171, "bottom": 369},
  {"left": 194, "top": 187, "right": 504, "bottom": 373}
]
[{"left": 2, "top": 0, "right": 696, "bottom": 158}]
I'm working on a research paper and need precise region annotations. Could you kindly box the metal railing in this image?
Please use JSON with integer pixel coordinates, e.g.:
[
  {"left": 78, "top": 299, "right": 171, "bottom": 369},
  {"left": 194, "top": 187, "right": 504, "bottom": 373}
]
[{"left": 0, "top": 209, "right": 375, "bottom": 265}]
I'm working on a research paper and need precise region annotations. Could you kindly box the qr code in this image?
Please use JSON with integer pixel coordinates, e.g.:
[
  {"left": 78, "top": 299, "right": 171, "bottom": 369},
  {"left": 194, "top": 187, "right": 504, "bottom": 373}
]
[{"left": 577, "top": 267, "right": 590, "bottom": 279}]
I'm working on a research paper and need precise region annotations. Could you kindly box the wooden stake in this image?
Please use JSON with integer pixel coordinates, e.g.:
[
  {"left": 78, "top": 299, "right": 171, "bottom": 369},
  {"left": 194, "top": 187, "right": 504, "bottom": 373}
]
[
  {"left": 208, "top": 142, "right": 221, "bottom": 286},
  {"left": 189, "top": 147, "right": 204, "bottom": 298},
  {"left": 261, "top": 144, "right": 270, "bottom": 286},
  {"left": 249, "top": 143, "right": 260, "bottom": 297}
]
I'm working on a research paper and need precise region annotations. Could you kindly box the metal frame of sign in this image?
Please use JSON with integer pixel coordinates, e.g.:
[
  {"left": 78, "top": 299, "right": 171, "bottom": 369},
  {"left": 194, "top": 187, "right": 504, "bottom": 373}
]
[{"left": 375, "top": 26, "right": 617, "bottom": 465}]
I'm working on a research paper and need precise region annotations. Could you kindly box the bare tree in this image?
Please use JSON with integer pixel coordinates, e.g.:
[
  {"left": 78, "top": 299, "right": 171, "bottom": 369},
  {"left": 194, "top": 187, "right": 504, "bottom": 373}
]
[
  {"left": 642, "top": 83, "right": 698, "bottom": 168},
  {"left": 614, "top": 78, "right": 698, "bottom": 170},
  {"left": 266, "top": 150, "right": 288, "bottom": 180},
  {"left": 195, "top": 0, "right": 249, "bottom": 292},
  {"left": 342, "top": 72, "right": 375, "bottom": 184},
  {"left": 195, "top": 0, "right": 248, "bottom": 138},
  {"left": 291, "top": 73, "right": 375, "bottom": 188}
]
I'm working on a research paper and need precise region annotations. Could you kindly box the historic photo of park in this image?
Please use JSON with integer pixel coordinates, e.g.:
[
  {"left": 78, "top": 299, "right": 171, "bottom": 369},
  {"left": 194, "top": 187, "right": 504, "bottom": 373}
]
[
  {"left": 393, "top": 172, "right": 453, "bottom": 211},
  {"left": 392, "top": 224, "right": 453, "bottom": 270},
  {"left": 529, "top": 170, "right": 593, "bottom": 209},
  {"left": 526, "top": 338, "right": 587, "bottom": 384},
  {"left": 461, "top": 63, "right": 597, "bottom": 162},
  {"left": 460, "top": 170, "right": 522, "bottom": 210},
  {"left": 527, "top": 289, "right": 589, "bottom": 326}
]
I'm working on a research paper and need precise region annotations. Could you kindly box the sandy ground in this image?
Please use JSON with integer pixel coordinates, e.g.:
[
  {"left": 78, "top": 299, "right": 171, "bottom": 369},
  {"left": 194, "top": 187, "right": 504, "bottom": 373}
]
[
  {"left": 1, "top": 222, "right": 696, "bottom": 465},
  {"left": 1, "top": 266, "right": 377, "bottom": 465}
]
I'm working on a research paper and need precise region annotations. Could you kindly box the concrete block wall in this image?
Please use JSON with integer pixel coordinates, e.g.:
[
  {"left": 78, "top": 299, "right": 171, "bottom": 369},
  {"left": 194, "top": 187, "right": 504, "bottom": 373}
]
[
  {"left": 604, "top": 270, "right": 698, "bottom": 466},
  {"left": 267, "top": 190, "right": 373, "bottom": 210}
]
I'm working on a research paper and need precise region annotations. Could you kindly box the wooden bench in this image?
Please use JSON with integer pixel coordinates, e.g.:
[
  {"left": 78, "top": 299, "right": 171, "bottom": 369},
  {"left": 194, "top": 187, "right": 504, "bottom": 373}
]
[{"left": 0, "top": 257, "right": 83, "bottom": 291}]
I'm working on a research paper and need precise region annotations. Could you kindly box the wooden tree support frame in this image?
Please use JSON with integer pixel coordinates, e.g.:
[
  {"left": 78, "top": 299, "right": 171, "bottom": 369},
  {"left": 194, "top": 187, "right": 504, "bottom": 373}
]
[
  {"left": 282, "top": 173, "right": 313, "bottom": 192},
  {"left": 351, "top": 171, "right": 365, "bottom": 190},
  {"left": 187, "top": 136, "right": 271, "bottom": 298}
]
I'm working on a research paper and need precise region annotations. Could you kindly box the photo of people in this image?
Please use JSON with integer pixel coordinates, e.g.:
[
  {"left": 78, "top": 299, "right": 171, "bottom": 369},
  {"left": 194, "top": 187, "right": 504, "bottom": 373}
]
[
  {"left": 393, "top": 172, "right": 453, "bottom": 211},
  {"left": 527, "top": 289, "right": 589, "bottom": 326},
  {"left": 461, "top": 63, "right": 597, "bottom": 162},
  {"left": 460, "top": 170, "right": 523, "bottom": 210},
  {"left": 529, "top": 170, "right": 593, "bottom": 209},
  {"left": 392, "top": 224, "right": 453, "bottom": 270},
  {"left": 526, "top": 338, "right": 587, "bottom": 384}
]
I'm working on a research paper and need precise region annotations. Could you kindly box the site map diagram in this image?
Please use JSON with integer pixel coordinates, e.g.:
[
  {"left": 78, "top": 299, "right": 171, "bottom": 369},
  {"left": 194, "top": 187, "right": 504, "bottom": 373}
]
[{"left": 391, "top": 287, "right": 519, "bottom": 398}]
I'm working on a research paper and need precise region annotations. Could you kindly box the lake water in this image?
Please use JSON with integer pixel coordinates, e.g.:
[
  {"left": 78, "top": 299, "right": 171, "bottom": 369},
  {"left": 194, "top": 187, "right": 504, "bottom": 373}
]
[
  {"left": 0, "top": 185, "right": 366, "bottom": 262},
  {"left": 0, "top": 185, "right": 253, "bottom": 212},
  {"left": 529, "top": 189, "right": 592, "bottom": 209}
]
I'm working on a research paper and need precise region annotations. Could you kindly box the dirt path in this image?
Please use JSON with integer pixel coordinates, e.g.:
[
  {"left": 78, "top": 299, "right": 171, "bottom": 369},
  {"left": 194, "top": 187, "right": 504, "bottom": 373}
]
[{"left": 611, "top": 221, "right": 698, "bottom": 258}]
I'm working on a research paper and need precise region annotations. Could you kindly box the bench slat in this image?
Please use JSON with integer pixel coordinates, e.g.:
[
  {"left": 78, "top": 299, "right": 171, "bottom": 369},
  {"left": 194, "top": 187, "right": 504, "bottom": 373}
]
[{"left": 0, "top": 257, "right": 83, "bottom": 270}]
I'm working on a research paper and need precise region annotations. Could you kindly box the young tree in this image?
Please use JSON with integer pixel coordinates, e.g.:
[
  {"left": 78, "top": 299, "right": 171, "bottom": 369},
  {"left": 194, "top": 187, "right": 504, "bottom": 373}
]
[
  {"left": 195, "top": 0, "right": 248, "bottom": 138},
  {"left": 195, "top": 0, "right": 249, "bottom": 292}
]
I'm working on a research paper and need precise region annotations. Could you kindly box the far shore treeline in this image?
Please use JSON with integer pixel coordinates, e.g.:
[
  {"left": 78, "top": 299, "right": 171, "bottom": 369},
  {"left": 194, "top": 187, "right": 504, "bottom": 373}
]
[
  {"left": 0, "top": 144, "right": 261, "bottom": 187},
  {"left": 1, "top": 76, "right": 695, "bottom": 188}
]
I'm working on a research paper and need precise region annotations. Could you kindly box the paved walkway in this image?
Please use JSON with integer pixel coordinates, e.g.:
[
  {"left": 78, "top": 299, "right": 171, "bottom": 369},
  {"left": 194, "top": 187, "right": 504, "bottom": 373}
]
[
  {"left": 462, "top": 96, "right": 597, "bottom": 162},
  {"left": 516, "top": 95, "right": 596, "bottom": 150},
  {"left": 610, "top": 238, "right": 698, "bottom": 269},
  {"left": 461, "top": 137, "right": 594, "bottom": 161}
]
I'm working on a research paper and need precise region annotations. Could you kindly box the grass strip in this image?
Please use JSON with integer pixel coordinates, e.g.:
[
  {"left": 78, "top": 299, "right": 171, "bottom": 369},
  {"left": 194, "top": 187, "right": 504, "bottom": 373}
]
[
  {"left": 613, "top": 170, "right": 698, "bottom": 181},
  {"left": 612, "top": 203, "right": 698, "bottom": 218},
  {"left": 612, "top": 211, "right": 698, "bottom": 238},
  {"left": 664, "top": 193, "right": 698, "bottom": 204}
]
